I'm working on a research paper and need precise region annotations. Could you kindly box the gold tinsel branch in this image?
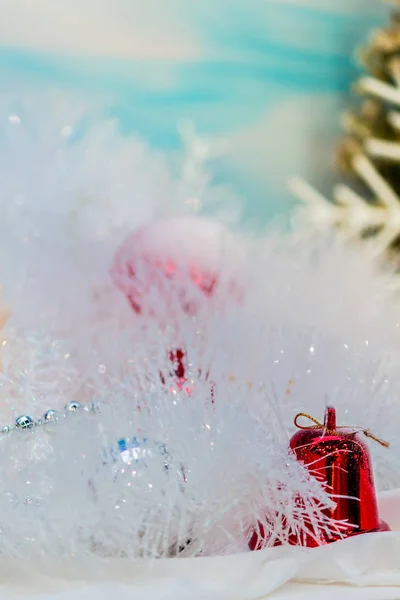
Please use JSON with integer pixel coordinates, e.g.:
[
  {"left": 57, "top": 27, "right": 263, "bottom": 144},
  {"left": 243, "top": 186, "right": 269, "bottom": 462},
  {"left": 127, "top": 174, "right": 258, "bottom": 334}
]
[{"left": 291, "top": 1, "right": 400, "bottom": 260}]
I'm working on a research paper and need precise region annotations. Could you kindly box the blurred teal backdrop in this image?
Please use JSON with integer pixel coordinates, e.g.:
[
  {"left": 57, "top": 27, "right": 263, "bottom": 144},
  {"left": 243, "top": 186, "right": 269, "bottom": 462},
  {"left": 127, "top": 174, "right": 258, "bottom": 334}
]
[{"left": 0, "top": 0, "right": 389, "bottom": 225}]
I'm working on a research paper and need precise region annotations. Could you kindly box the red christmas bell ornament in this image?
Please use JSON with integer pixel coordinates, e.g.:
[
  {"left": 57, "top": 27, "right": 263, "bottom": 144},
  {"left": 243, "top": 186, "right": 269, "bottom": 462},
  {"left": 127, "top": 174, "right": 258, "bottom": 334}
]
[
  {"left": 289, "top": 406, "right": 390, "bottom": 546},
  {"left": 249, "top": 406, "right": 390, "bottom": 551}
]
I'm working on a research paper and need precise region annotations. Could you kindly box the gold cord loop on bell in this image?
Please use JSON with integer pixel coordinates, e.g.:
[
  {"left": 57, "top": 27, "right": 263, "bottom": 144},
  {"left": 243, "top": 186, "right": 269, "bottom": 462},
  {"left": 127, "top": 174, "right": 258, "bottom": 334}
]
[{"left": 294, "top": 412, "right": 390, "bottom": 448}]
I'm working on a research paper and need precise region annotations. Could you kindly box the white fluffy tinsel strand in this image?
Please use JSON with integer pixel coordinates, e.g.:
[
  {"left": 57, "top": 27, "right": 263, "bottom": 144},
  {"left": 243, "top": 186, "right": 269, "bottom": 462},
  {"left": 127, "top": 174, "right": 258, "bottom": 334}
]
[
  {"left": 2, "top": 238, "right": 400, "bottom": 558},
  {"left": 0, "top": 93, "right": 400, "bottom": 562}
]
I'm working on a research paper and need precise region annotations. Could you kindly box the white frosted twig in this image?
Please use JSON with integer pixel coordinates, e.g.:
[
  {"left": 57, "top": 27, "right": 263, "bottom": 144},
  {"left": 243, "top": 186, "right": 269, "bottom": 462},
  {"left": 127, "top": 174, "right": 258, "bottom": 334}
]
[
  {"left": 288, "top": 177, "right": 340, "bottom": 226},
  {"left": 335, "top": 178, "right": 400, "bottom": 255},
  {"left": 350, "top": 153, "right": 400, "bottom": 250},
  {"left": 358, "top": 77, "right": 400, "bottom": 106},
  {"left": 370, "top": 222, "right": 400, "bottom": 255},
  {"left": 352, "top": 153, "right": 400, "bottom": 212},
  {"left": 288, "top": 178, "right": 330, "bottom": 208},
  {"left": 291, "top": 171, "right": 400, "bottom": 253},
  {"left": 332, "top": 184, "right": 390, "bottom": 250},
  {"left": 333, "top": 184, "right": 385, "bottom": 226},
  {"left": 366, "top": 138, "right": 400, "bottom": 162},
  {"left": 333, "top": 185, "right": 371, "bottom": 210},
  {"left": 289, "top": 177, "right": 341, "bottom": 229}
]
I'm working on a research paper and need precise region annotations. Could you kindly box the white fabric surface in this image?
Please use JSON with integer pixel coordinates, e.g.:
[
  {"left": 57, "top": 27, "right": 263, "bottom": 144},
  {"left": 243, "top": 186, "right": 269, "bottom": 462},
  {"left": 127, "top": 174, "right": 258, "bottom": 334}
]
[{"left": 1, "top": 489, "right": 399, "bottom": 599}]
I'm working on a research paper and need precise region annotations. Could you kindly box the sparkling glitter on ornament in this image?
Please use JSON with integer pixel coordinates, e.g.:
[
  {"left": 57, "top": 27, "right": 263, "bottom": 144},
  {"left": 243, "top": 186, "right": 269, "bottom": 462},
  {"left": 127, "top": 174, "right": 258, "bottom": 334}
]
[
  {"left": 100, "top": 434, "right": 191, "bottom": 558},
  {"left": 110, "top": 217, "right": 240, "bottom": 319},
  {"left": 109, "top": 436, "right": 187, "bottom": 494},
  {"left": 116, "top": 436, "right": 168, "bottom": 467},
  {"left": 15, "top": 415, "right": 35, "bottom": 429}
]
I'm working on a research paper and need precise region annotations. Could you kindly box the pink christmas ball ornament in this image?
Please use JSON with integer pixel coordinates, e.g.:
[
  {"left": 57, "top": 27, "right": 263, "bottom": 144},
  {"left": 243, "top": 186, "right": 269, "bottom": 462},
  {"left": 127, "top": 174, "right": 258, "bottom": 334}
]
[{"left": 110, "top": 217, "right": 241, "bottom": 320}]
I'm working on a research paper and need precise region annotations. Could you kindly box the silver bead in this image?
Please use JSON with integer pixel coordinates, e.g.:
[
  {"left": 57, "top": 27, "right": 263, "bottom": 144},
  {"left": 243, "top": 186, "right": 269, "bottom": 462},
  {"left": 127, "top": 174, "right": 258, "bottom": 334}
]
[
  {"left": 1, "top": 426, "right": 11, "bottom": 434},
  {"left": 15, "top": 415, "right": 35, "bottom": 429},
  {"left": 44, "top": 410, "right": 59, "bottom": 423},
  {"left": 65, "top": 401, "right": 82, "bottom": 413}
]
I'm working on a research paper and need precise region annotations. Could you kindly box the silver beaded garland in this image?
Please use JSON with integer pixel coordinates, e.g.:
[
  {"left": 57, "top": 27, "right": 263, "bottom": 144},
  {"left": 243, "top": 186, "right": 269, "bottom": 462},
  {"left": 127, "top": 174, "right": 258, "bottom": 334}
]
[
  {"left": 65, "top": 401, "right": 82, "bottom": 412},
  {"left": 44, "top": 410, "right": 59, "bottom": 423},
  {"left": 0, "top": 401, "right": 96, "bottom": 435},
  {"left": 15, "top": 415, "right": 35, "bottom": 429}
]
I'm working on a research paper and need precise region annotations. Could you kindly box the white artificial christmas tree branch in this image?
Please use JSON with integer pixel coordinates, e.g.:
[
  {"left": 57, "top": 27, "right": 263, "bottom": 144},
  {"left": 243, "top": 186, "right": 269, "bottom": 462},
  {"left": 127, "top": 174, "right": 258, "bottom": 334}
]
[
  {"left": 288, "top": 178, "right": 340, "bottom": 228},
  {"left": 333, "top": 184, "right": 386, "bottom": 231},
  {"left": 291, "top": 158, "right": 400, "bottom": 253},
  {"left": 366, "top": 138, "right": 400, "bottom": 161},
  {"left": 352, "top": 153, "right": 399, "bottom": 211},
  {"left": 292, "top": 62, "right": 400, "bottom": 253},
  {"left": 358, "top": 77, "right": 400, "bottom": 105}
]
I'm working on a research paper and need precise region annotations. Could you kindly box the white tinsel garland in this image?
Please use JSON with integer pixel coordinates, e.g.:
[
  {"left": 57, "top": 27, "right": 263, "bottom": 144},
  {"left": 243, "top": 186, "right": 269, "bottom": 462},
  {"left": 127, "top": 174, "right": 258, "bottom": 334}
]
[
  {"left": 0, "top": 90, "right": 400, "bottom": 566},
  {"left": 1, "top": 240, "right": 400, "bottom": 559}
]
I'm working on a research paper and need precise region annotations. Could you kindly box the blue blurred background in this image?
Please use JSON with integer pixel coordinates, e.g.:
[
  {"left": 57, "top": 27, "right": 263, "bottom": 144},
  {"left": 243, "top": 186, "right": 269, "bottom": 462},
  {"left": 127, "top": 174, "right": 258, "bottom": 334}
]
[{"left": 0, "top": 0, "right": 388, "bottom": 225}]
